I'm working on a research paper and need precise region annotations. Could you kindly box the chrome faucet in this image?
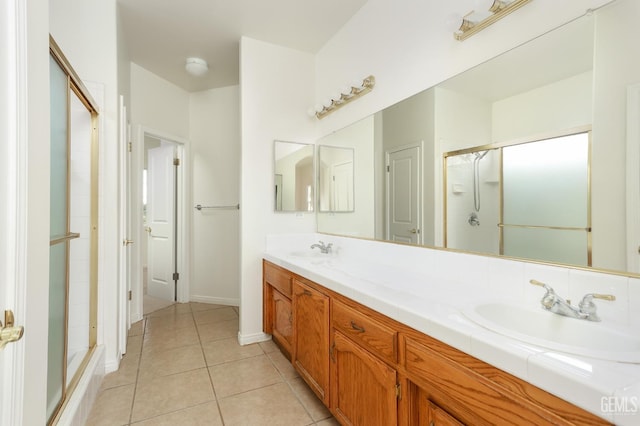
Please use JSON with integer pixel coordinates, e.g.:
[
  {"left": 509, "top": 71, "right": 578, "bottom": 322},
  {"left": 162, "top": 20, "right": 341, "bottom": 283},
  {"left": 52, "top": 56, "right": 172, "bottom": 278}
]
[
  {"left": 529, "top": 279, "right": 615, "bottom": 322},
  {"left": 310, "top": 241, "right": 332, "bottom": 254}
]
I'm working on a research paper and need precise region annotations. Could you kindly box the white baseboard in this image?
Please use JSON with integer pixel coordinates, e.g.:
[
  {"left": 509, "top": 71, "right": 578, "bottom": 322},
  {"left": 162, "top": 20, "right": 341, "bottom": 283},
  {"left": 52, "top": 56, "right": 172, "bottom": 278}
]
[
  {"left": 56, "top": 345, "right": 105, "bottom": 426},
  {"left": 238, "top": 331, "right": 271, "bottom": 346},
  {"left": 190, "top": 295, "right": 239, "bottom": 306}
]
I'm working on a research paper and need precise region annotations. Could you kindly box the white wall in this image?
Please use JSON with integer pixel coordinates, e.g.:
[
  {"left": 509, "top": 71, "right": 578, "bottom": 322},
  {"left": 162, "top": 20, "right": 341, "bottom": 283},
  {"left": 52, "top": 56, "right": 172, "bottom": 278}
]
[
  {"left": 130, "top": 63, "right": 190, "bottom": 140},
  {"left": 492, "top": 71, "right": 593, "bottom": 142},
  {"left": 382, "top": 89, "right": 436, "bottom": 244},
  {"left": 239, "top": 37, "right": 316, "bottom": 343},
  {"left": 592, "top": 0, "right": 640, "bottom": 271},
  {"left": 50, "top": 0, "right": 121, "bottom": 371},
  {"left": 190, "top": 85, "right": 241, "bottom": 305},
  {"left": 317, "top": 116, "right": 375, "bottom": 238}
]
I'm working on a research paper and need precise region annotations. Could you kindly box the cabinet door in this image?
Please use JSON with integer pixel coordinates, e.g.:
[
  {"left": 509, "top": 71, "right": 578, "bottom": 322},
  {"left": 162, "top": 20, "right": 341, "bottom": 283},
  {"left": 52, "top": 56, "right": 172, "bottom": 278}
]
[
  {"left": 272, "top": 289, "right": 293, "bottom": 356},
  {"left": 293, "top": 280, "right": 330, "bottom": 405},
  {"left": 421, "top": 399, "right": 465, "bottom": 426},
  {"left": 330, "top": 330, "right": 398, "bottom": 426}
]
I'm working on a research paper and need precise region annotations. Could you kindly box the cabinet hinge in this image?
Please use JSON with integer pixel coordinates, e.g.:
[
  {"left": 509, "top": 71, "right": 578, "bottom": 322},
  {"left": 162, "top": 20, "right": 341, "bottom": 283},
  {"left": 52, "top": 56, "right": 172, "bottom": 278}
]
[
  {"left": 173, "top": 158, "right": 180, "bottom": 166},
  {"left": 173, "top": 272, "right": 180, "bottom": 281},
  {"left": 128, "top": 290, "right": 132, "bottom": 301},
  {"left": 395, "top": 383, "right": 402, "bottom": 400}
]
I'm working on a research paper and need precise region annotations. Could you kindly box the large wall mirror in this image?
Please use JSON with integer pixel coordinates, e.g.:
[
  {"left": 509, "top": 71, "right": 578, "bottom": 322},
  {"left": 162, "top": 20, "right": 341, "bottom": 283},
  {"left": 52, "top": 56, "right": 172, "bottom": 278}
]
[
  {"left": 317, "top": 0, "right": 640, "bottom": 276},
  {"left": 274, "top": 140, "right": 315, "bottom": 212}
]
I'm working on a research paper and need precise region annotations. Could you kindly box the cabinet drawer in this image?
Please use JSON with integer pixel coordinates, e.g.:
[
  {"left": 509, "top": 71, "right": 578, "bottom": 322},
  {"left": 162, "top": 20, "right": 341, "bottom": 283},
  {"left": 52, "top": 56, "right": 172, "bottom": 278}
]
[
  {"left": 332, "top": 300, "right": 397, "bottom": 363},
  {"left": 264, "top": 261, "right": 292, "bottom": 297}
]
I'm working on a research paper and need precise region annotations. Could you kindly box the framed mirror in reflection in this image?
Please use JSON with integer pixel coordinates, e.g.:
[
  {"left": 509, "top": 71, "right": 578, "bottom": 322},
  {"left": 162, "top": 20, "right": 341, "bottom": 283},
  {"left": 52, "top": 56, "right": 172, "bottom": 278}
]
[
  {"left": 318, "top": 145, "right": 355, "bottom": 213},
  {"left": 273, "top": 140, "right": 315, "bottom": 212},
  {"left": 316, "top": 0, "right": 640, "bottom": 276}
]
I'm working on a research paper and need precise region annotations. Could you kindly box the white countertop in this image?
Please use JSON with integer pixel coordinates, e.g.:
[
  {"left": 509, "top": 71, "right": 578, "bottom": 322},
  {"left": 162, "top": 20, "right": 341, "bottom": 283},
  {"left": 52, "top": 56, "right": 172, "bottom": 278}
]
[{"left": 264, "top": 247, "right": 640, "bottom": 425}]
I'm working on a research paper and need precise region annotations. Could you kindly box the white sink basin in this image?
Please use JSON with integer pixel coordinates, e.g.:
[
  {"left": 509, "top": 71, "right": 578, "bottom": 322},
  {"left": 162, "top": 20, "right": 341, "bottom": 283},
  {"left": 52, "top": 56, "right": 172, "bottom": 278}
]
[
  {"left": 287, "top": 250, "right": 332, "bottom": 264},
  {"left": 464, "top": 302, "right": 640, "bottom": 363}
]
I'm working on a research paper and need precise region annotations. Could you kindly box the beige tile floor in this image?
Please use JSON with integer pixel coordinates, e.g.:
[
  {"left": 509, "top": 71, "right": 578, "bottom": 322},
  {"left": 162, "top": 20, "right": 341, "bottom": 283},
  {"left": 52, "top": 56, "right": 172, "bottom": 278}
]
[{"left": 87, "top": 302, "right": 339, "bottom": 426}]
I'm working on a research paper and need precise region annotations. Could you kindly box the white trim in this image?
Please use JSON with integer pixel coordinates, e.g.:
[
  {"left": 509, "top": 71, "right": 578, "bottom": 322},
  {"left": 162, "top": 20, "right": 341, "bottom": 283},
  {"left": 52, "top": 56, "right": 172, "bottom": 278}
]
[
  {"left": 627, "top": 83, "right": 640, "bottom": 274},
  {"left": 190, "top": 295, "right": 240, "bottom": 306},
  {"left": 238, "top": 331, "right": 272, "bottom": 346},
  {"left": 1, "top": 0, "right": 26, "bottom": 423},
  {"left": 56, "top": 346, "right": 105, "bottom": 426}
]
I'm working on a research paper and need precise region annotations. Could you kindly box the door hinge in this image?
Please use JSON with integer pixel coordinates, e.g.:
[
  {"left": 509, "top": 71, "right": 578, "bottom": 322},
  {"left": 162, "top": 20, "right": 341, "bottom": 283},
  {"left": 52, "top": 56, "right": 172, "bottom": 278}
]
[
  {"left": 128, "top": 141, "right": 132, "bottom": 152},
  {"left": 173, "top": 272, "right": 180, "bottom": 281},
  {"left": 386, "top": 165, "right": 390, "bottom": 172},
  {"left": 395, "top": 383, "right": 402, "bottom": 400},
  {"left": 128, "top": 290, "right": 132, "bottom": 301},
  {"left": 173, "top": 158, "right": 180, "bottom": 166}
]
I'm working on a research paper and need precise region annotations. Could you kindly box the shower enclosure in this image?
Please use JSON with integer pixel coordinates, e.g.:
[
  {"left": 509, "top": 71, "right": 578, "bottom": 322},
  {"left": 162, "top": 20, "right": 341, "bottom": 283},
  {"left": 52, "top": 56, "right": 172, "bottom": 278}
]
[
  {"left": 444, "top": 130, "right": 591, "bottom": 266},
  {"left": 48, "top": 38, "right": 99, "bottom": 424}
]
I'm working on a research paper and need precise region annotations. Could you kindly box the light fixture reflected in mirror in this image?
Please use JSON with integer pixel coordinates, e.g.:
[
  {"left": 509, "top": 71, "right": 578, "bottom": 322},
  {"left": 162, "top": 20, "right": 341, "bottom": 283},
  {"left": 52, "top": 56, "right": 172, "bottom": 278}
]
[
  {"left": 185, "top": 57, "right": 208, "bottom": 76},
  {"left": 452, "top": 0, "right": 532, "bottom": 41}
]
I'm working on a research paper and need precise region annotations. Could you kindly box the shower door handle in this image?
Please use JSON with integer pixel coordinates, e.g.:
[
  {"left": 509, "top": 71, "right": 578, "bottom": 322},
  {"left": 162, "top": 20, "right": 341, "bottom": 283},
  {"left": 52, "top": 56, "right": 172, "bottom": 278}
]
[{"left": 0, "top": 310, "right": 24, "bottom": 351}]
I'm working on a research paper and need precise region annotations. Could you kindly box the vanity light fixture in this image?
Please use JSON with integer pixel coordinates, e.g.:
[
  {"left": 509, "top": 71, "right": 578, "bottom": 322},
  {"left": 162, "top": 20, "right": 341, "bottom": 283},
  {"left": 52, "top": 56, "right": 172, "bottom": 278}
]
[
  {"left": 309, "top": 75, "right": 376, "bottom": 119},
  {"left": 185, "top": 57, "right": 208, "bottom": 76},
  {"left": 452, "top": 0, "right": 532, "bottom": 41}
]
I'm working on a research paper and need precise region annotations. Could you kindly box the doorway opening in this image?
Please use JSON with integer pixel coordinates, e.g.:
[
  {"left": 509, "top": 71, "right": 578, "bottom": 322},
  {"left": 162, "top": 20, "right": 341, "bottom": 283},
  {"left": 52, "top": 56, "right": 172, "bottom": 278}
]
[
  {"left": 128, "top": 127, "right": 189, "bottom": 324},
  {"left": 143, "top": 136, "right": 182, "bottom": 314}
]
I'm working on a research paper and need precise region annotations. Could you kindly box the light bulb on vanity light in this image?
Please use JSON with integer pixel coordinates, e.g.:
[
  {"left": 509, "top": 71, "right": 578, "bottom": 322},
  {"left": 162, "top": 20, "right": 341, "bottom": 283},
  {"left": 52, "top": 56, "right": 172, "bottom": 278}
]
[
  {"left": 473, "top": 0, "right": 495, "bottom": 12},
  {"left": 341, "top": 85, "right": 353, "bottom": 97}
]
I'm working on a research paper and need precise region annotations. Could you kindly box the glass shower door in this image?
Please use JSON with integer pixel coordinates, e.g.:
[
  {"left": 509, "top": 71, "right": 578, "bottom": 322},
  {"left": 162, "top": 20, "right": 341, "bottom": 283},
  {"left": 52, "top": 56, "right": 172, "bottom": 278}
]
[
  {"left": 48, "top": 54, "right": 69, "bottom": 421},
  {"left": 501, "top": 132, "right": 590, "bottom": 266},
  {"left": 48, "top": 43, "right": 98, "bottom": 424}
]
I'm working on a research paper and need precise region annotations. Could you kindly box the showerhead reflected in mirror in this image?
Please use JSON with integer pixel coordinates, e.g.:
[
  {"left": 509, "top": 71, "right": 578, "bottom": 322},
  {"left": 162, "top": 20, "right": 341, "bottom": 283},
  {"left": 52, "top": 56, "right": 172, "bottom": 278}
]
[
  {"left": 273, "top": 140, "right": 315, "bottom": 212},
  {"left": 318, "top": 145, "right": 355, "bottom": 212}
]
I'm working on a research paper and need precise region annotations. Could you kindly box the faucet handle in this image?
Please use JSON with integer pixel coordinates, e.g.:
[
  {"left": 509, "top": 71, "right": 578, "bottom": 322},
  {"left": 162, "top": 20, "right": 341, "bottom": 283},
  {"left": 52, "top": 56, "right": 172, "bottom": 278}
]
[
  {"left": 529, "top": 279, "right": 557, "bottom": 309},
  {"left": 578, "top": 293, "right": 615, "bottom": 321},
  {"left": 583, "top": 293, "right": 616, "bottom": 302},
  {"left": 529, "top": 279, "right": 554, "bottom": 292}
]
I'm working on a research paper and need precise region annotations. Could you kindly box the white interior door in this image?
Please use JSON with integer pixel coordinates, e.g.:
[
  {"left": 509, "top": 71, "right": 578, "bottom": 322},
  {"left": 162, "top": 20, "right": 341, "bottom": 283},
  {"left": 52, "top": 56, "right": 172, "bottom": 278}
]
[
  {"left": 333, "top": 161, "right": 354, "bottom": 211},
  {"left": 1, "top": 1, "right": 48, "bottom": 423},
  {"left": 387, "top": 146, "right": 421, "bottom": 244},
  {"left": 147, "top": 144, "right": 176, "bottom": 301}
]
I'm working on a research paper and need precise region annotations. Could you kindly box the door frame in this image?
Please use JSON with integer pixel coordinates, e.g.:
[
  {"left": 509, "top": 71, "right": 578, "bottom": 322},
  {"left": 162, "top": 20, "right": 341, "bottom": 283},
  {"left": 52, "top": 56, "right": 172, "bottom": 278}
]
[
  {"left": 130, "top": 126, "right": 190, "bottom": 323},
  {"left": 385, "top": 142, "right": 424, "bottom": 245},
  {"left": 627, "top": 83, "right": 640, "bottom": 273}
]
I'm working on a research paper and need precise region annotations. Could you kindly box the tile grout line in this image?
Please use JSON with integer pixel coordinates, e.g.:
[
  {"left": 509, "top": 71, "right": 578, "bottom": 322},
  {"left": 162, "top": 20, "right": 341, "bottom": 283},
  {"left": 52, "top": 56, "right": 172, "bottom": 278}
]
[
  {"left": 265, "top": 351, "right": 326, "bottom": 425},
  {"left": 194, "top": 304, "right": 228, "bottom": 426},
  {"left": 126, "top": 317, "right": 146, "bottom": 426}
]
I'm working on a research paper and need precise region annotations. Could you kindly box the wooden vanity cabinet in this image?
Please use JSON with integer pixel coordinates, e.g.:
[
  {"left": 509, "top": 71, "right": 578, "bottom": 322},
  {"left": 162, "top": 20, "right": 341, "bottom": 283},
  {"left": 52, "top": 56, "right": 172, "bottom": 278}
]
[
  {"left": 403, "top": 335, "right": 608, "bottom": 426},
  {"left": 263, "top": 262, "right": 294, "bottom": 358},
  {"left": 330, "top": 329, "right": 398, "bottom": 426},
  {"left": 262, "top": 261, "right": 610, "bottom": 426},
  {"left": 292, "top": 279, "right": 330, "bottom": 405}
]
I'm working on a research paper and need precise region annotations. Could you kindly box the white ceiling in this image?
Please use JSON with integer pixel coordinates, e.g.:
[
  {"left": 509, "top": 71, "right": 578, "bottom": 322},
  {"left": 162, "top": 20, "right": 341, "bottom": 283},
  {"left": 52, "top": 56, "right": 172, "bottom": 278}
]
[
  {"left": 439, "top": 14, "right": 595, "bottom": 102},
  {"left": 117, "top": 0, "right": 369, "bottom": 92}
]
